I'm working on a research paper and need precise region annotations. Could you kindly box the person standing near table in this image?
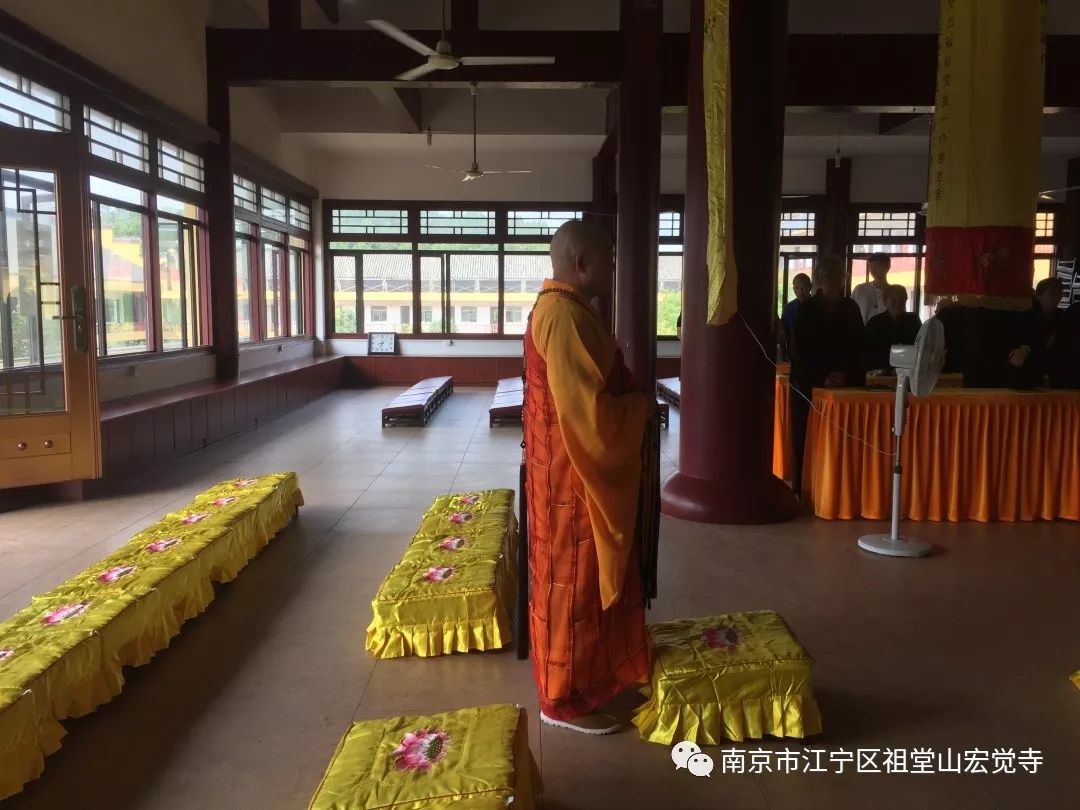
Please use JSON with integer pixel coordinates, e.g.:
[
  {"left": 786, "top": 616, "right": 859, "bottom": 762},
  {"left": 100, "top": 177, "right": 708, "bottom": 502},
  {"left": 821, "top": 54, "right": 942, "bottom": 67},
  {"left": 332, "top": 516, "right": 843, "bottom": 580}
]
[
  {"left": 851, "top": 253, "right": 892, "bottom": 324},
  {"left": 864, "top": 284, "right": 922, "bottom": 372},
  {"left": 789, "top": 256, "right": 866, "bottom": 496},
  {"left": 779, "top": 272, "right": 811, "bottom": 361}
]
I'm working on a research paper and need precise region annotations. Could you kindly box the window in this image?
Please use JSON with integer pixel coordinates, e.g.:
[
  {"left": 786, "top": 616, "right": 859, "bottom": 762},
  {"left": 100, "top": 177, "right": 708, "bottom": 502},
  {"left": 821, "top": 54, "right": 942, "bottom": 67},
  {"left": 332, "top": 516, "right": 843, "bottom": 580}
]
[
  {"left": 261, "top": 188, "right": 287, "bottom": 225},
  {"left": 1035, "top": 211, "right": 1055, "bottom": 239},
  {"left": 236, "top": 238, "right": 254, "bottom": 343},
  {"left": 85, "top": 107, "right": 150, "bottom": 173},
  {"left": 400, "top": 305, "right": 411, "bottom": 325},
  {"left": 288, "top": 248, "right": 303, "bottom": 336},
  {"left": 507, "top": 210, "right": 583, "bottom": 236},
  {"left": 448, "top": 254, "right": 498, "bottom": 334},
  {"left": 850, "top": 244, "right": 923, "bottom": 320},
  {"left": 0, "top": 68, "right": 70, "bottom": 132},
  {"left": 421, "top": 307, "right": 433, "bottom": 323},
  {"left": 657, "top": 255, "right": 683, "bottom": 337},
  {"left": 158, "top": 140, "right": 204, "bottom": 192},
  {"left": 460, "top": 306, "right": 478, "bottom": 323},
  {"left": 91, "top": 198, "right": 149, "bottom": 356},
  {"left": 1033, "top": 210, "right": 1057, "bottom": 287},
  {"left": 289, "top": 199, "right": 311, "bottom": 231},
  {"left": 780, "top": 211, "right": 815, "bottom": 239},
  {"left": 857, "top": 211, "right": 917, "bottom": 239},
  {"left": 332, "top": 208, "right": 408, "bottom": 234},
  {"left": 233, "top": 175, "right": 258, "bottom": 213},
  {"left": 505, "top": 306, "right": 523, "bottom": 323},
  {"left": 420, "top": 256, "right": 445, "bottom": 333},
  {"left": 659, "top": 211, "right": 682, "bottom": 239},
  {"left": 363, "top": 253, "right": 414, "bottom": 334},
  {"left": 421, "top": 209, "right": 495, "bottom": 236},
  {"left": 157, "top": 215, "right": 204, "bottom": 350},
  {"left": 263, "top": 241, "right": 285, "bottom": 339},
  {"left": 332, "top": 255, "right": 358, "bottom": 334},
  {"left": 370, "top": 306, "right": 387, "bottom": 322}
]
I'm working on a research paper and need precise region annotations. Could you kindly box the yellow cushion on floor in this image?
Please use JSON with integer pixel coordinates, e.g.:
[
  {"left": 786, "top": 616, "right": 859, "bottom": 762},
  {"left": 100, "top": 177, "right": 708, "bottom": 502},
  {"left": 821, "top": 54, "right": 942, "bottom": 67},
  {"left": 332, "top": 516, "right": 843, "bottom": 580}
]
[
  {"left": 632, "top": 611, "right": 822, "bottom": 745},
  {"left": 309, "top": 704, "right": 540, "bottom": 810},
  {"left": 365, "top": 490, "right": 517, "bottom": 659}
]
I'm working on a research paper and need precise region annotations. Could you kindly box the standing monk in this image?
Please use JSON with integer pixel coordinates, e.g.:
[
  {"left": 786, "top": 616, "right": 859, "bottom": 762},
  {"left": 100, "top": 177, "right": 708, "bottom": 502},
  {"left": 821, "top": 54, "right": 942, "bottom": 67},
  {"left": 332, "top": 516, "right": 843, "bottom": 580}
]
[{"left": 522, "top": 220, "right": 652, "bottom": 735}]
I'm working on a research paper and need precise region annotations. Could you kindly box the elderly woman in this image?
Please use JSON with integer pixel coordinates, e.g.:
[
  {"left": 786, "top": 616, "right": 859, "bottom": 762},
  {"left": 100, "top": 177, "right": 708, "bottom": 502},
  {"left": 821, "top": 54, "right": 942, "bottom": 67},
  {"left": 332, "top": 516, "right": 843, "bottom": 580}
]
[
  {"left": 788, "top": 256, "right": 865, "bottom": 496},
  {"left": 864, "top": 284, "right": 922, "bottom": 372}
]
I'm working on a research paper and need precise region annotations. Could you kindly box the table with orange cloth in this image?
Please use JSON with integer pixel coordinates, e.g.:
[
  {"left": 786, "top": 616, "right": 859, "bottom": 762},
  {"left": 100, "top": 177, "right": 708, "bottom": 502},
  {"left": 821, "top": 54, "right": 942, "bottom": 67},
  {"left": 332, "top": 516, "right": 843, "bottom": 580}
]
[
  {"left": 798, "top": 388, "right": 1080, "bottom": 522},
  {"left": 771, "top": 372, "right": 964, "bottom": 484}
]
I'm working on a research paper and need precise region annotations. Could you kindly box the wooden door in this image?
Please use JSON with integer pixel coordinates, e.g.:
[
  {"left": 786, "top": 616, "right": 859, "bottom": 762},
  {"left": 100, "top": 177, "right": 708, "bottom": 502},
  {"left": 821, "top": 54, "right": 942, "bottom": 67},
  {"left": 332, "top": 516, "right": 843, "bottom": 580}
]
[{"left": 0, "top": 128, "right": 100, "bottom": 488}]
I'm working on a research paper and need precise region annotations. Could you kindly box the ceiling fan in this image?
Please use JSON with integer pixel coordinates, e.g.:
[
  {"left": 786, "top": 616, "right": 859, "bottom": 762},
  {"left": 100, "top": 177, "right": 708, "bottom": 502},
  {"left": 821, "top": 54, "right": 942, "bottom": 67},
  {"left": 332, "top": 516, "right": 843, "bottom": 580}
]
[
  {"left": 367, "top": 1, "right": 556, "bottom": 82},
  {"left": 425, "top": 84, "right": 532, "bottom": 182}
]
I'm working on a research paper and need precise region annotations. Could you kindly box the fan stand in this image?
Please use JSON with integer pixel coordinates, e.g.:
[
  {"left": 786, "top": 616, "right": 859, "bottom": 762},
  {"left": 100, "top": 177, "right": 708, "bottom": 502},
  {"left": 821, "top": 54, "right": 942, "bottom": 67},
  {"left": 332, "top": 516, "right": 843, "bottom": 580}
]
[{"left": 856, "top": 373, "right": 932, "bottom": 558}]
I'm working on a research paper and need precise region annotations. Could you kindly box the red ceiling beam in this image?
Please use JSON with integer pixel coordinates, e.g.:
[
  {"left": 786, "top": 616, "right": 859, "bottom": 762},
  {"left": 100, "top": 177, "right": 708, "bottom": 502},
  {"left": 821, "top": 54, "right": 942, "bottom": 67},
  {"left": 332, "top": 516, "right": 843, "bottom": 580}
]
[{"left": 206, "top": 29, "right": 1080, "bottom": 110}]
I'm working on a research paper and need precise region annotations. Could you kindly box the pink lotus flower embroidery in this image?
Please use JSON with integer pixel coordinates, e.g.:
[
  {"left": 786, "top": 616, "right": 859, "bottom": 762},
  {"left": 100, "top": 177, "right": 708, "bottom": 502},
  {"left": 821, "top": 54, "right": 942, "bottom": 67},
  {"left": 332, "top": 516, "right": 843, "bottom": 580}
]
[
  {"left": 0, "top": 648, "right": 14, "bottom": 661},
  {"left": 455, "top": 494, "right": 480, "bottom": 506},
  {"left": 233, "top": 478, "right": 258, "bottom": 488},
  {"left": 41, "top": 602, "right": 89, "bottom": 625},
  {"left": 702, "top": 626, "right": 741, "bottom": 650},
  {"left": 393, "top": 729, "right": 450, "bottom": 773},
  {"left": 98, "top": 565, "right": 137, "bottom": 584},
  {"left": 212, "top": 496, "right": 238, "bottom": 507},
  {"left": 181, "top": 513, "right": 209, "bottom": 525},
  {"left": 448, "top": 512, "right": 474, "bottom": 525},
  {"left": 147, "top": 537, "right": 182, "bottom": 553},
  {"left": 438, "top": 536, "right": 467, "bottom": 551},
  {"left": 423, "top": 565, "right": 455, "bottom": 583}
]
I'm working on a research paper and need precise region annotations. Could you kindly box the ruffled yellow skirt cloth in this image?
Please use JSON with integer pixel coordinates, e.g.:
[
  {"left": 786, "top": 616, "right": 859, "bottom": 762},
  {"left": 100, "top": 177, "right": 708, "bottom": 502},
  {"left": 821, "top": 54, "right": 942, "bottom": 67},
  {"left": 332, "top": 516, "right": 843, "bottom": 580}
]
[
  {"left": 632, "top": 611, "right": 823, "bottom": 745},
  {"left": 308, "top": 704, "right": 540, "bottom": 810},
  {"left": 365, "top": 490, "right": 517, "bottom": 659},
  {"left": 0, "top": 472, "right": 303, "bottom": 801}
]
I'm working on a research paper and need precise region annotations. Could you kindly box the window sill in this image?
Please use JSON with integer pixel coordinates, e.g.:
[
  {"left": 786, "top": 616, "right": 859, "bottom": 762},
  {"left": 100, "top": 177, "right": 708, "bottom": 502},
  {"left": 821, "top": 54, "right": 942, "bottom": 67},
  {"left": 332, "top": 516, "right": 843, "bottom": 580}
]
[
  {"left": 239, "top": 336, "right": 314, "bottom": 352},
  {"left": 329, "top": 333, "right": 524, "bottom": 341},
  {"left": 97, "top": 347, "right": 213, "bottom": 369}
]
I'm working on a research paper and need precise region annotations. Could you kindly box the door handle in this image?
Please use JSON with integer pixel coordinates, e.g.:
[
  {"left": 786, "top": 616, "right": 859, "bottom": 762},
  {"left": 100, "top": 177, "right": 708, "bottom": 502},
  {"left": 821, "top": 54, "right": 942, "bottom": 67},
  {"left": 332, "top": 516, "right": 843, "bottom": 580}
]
[{"left": 52, "top": 285, "right": 88, "bottom": 353}]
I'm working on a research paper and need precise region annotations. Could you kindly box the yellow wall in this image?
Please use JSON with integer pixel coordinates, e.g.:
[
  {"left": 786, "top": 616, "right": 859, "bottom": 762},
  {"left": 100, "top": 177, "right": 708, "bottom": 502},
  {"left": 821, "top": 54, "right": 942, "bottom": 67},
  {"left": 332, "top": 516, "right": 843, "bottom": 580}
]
[{"left": 0, "top": 0, "right": 212, "bottom": 124}]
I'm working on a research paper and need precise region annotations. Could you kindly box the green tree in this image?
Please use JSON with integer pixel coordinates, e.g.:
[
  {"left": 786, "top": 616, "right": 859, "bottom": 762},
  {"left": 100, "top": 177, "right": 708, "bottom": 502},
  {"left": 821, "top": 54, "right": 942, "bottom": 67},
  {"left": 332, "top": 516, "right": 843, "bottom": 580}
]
[{"left": 657, "top": 292, "right": 681, "bottom": 337}]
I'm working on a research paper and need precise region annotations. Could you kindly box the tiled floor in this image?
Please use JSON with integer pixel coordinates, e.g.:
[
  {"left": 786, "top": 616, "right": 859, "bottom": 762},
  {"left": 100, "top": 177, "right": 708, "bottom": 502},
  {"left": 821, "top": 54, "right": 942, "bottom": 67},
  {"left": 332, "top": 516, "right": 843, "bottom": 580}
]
[{"left": 1, "top": 387, "right": 1079, "bottom": 809}]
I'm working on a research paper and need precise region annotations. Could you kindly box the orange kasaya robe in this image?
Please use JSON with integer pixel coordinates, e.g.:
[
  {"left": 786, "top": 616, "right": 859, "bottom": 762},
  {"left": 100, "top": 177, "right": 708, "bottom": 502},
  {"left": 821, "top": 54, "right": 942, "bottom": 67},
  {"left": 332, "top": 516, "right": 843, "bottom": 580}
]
[{"left": 523, "top": 279, "right": 651, "bottom": 721}]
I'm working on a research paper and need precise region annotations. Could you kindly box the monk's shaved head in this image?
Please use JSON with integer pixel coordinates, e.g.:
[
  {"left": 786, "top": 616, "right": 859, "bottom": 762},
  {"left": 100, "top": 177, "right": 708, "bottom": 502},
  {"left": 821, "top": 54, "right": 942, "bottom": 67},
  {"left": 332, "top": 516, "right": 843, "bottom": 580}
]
[{"left": 549, "top": 219, "right": 614, "bottom": 299}]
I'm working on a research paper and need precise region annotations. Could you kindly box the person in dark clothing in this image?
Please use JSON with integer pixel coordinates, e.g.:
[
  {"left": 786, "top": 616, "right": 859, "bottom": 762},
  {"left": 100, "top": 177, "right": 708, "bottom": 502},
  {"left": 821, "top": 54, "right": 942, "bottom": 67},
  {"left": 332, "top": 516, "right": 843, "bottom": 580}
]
[
  {"left": 934, "top": 298, "right": 967, "bottom": 373},
  {"left": 1051, "top": 301, "right": 1080, "bottom": 388},
  {"left": 788, "top": 256, "right": 866, "bottom": 496},
  {"left": 778, "top": 272, "right": 811, "bottom": 361},
  {"left": 864, "top": 284, "right": 922, "bottom": 372},
  {"left": 1024, "top": 278, "right": 1065, "bottom": 384}
]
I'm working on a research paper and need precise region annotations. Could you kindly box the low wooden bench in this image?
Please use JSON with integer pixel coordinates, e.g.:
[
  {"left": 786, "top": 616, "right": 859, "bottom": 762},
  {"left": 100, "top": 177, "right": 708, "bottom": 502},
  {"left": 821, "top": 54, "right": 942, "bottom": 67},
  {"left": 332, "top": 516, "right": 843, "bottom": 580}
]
[
  {"left": 657, "top": 377, "right": 681, "bottom": 408},
  {"left": 489, "top": 377, "right": 524, "bottom": 427},
  {"left": 381, "top": 376, "right": 454, "bottom": 427}
]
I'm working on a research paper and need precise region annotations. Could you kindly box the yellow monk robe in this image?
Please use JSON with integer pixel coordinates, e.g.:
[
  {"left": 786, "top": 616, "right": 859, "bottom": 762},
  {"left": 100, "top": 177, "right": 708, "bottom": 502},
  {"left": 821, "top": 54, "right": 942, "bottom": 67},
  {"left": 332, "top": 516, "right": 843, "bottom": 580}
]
[{"left": 522, "top": 279, "right": 652, "bottom": 720}]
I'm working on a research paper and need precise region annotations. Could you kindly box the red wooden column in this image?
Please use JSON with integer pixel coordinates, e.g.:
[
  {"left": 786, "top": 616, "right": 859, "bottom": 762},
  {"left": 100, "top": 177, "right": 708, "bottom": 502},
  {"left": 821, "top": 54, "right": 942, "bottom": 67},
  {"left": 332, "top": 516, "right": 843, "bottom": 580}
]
[
  {"left": 206, "top": 50, "right": 238, "bottom": 380},
  {"left": 614, "top": 0, "right": 662, "bottom": 386},
  {"left": 661, "top": 0, "right": 797, "bottom": 524}
]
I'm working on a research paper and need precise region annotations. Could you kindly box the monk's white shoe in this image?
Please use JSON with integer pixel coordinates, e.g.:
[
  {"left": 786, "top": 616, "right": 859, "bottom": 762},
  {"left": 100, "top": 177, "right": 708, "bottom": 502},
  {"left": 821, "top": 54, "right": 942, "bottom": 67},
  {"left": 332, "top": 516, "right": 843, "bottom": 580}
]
[{"left": 540, "top": 711, "right": 620, "bottom": 735}]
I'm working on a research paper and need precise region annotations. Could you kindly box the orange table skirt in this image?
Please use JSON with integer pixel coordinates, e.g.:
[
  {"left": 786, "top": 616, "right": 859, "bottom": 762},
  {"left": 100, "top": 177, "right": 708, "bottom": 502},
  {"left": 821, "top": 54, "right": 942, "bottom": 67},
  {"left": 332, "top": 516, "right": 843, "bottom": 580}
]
[{"left": 800, "top": 388, "right": 1080, "bottom": 522}]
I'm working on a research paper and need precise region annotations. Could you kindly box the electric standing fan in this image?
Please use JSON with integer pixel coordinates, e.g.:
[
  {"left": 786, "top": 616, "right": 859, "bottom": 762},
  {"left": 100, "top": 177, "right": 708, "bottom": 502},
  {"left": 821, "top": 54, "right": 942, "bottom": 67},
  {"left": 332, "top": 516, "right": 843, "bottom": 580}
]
[{"left": 857, "top": 317, "right": 945, "bottom": 557}]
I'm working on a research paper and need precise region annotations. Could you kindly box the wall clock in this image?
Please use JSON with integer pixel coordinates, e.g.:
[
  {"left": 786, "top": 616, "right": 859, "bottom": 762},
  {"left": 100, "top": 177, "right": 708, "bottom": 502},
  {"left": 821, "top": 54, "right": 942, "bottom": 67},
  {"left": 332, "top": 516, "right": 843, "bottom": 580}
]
[{"left": 368, "top": 332, "right": 398, "bottom": 355}]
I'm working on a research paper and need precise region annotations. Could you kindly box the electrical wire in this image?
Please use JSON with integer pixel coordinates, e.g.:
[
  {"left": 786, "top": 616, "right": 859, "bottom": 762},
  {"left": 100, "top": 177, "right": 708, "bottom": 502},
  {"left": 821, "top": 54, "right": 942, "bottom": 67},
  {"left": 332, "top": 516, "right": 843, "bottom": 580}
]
[{"left": 735, "top": 311, "right": 893, "bottom": 457}]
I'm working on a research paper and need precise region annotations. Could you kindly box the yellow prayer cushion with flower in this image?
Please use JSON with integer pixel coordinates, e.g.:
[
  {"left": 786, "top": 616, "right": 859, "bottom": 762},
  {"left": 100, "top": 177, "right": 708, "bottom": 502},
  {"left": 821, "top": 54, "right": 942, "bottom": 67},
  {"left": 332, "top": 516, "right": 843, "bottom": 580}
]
[
  {"left": 365, "top": 490, "right": 518, "bottom": 659},
  {"left": 632, "top": 611, "right": 822, "bottom": 745},
  {"left": 308, "top": 704, "right": 540, "bottom": 810}
]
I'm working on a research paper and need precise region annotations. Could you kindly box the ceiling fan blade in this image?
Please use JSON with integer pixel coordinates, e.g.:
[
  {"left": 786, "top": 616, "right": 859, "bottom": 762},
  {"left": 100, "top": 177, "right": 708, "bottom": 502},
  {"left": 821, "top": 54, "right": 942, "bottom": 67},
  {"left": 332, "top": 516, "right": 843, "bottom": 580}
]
[
  {"left": 367, "top": 19, "right": 438, "bottom": 57},
  {"left": 424, "top": 164, "right": 467, "bottom": 173},
  {"left": 1038, "top": 185, "right": 1080, "bottom": 198},
  {"left": 462, "top": 174, "right": 480, "bottom": 182},
  {"left": 396, "top": 63, "right": 440, "bottom": 81},
  {"left": 459, "top": 56, "right": 556, "bottom": 66},
  {"left": 504, "top": 170, "right": 533, "bottom": 174}
]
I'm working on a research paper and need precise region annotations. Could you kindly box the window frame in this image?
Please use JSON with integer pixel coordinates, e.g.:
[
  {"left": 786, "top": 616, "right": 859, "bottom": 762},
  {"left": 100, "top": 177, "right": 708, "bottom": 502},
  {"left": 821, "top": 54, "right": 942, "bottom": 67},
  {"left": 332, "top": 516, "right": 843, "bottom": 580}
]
[{"left": 323, "top": 200, "right": 588, "bottom": 340}]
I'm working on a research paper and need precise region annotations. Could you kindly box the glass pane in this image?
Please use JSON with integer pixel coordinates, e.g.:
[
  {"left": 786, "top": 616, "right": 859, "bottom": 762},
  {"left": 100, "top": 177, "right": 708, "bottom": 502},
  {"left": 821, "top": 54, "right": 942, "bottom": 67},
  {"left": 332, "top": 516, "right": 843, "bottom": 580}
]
[
  {"left": 183, "top": 225, "right": 203, "bottom": 347},
  {"left": 856, "top": 211, "right": 917, "bottom": 239},
  {"left": 90, "top": 176, "right": 145, "bottom": 207},
  {"left": 261, "top": 188, "right": 287, "bottom": 224},
  {"left": 659, "top": 211, "right": 682, "bottom": 239},
  {"left": 233, "top": 175, "right": 258, "bottom": 213},
  {"left": 95, "top": 202, "right": 149, "bottom": 355},
  {"left": 157, "top": 220, "right": 185, "bottom": 350},
  {"left": 332, "top": 255, "right": 358, "bottom": 334},
  {"left": 0, "top": 68, "right": 71, "bottom": 132},
  {"left": 1, "top": 168, "right": 65, "bottom": 415},
  {"left": 157, "top": 195, "right": 201, "bottom": 220},
  {"left": 657, "top": 253, "right": 683, "bottom": 336},
  {"left": 329, "top": 240, "right": 411, "bottom": 251},
  {"left": 504, "top": 253, "right": 551, "bottom": 335},
  {"left": 85, "top": 107, "right": 150, "bottom": 173},
  {"left": 263, "top": 244, "right": 284, "bottom": 339},
  {"left": 850, "top": 254, "right": 920, "bottom": 316},
  {"left": 777, "top": 254, "right": 815, "bottom": 319},
  {"left": 420, "top": 210, "right": 495, "bottom": 236},
  {"left": 236, "top": 239, "right": 253, "bottom": 343},
  {"left": 507, "top": 210, "right": 583, "bottom": 237},
  {"left": 364, "top": 253, "right": 414, "bottom": 334},
  {"left": 158, "top": 140, "right": 204, "bottom": 192},
  {"left": 417, "top": 243, "right": 498, "bottom": 252},
  {"left": 1033, "top": 257, "right": 1054, "bottom": 286},
  {"left": 332, "top": 208, "right": 408, "bottom": 235},
  {"left": 289, "top": 249, "right": 302, "bottom": 335},
  {"left": 780, "top": 211, "right": 816, "bottom": 239},
  {"left": 419, "top": 255, "right": 444, "bottom": 333},
  {"left": 448, "top": 254, "right": 498, "bottom": 335}
]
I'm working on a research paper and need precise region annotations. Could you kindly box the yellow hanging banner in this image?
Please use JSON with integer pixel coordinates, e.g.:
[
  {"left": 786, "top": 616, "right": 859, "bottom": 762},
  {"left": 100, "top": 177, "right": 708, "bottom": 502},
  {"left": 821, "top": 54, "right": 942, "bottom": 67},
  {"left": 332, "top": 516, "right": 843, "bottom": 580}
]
[
  {"left": 704, "top": 0, "right": 738, "bottom": 326},
  {"left": 924, "top": 0, "right": 1047, "bottom": 306}
]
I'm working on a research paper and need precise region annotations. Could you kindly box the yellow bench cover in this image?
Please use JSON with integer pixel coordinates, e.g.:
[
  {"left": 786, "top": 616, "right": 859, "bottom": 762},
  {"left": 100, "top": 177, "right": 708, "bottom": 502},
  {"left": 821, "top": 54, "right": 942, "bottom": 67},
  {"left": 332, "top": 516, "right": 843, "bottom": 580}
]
[
  {"left": 365, "top": 490, "right": 517, "bottom": 659},
  {"left": 309, "top": 704, "right": 539, "bottom": 810},
  {"left": 632, "top": 610, "right": 822, "bottom": 745},
  {"left": 0, "top": 472, "right": 303, "bottom": 800}
]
